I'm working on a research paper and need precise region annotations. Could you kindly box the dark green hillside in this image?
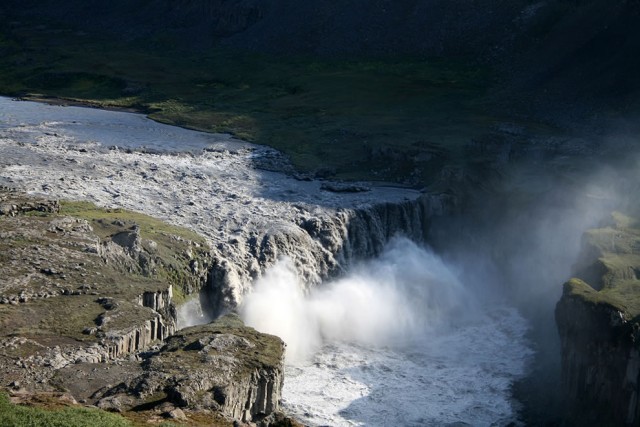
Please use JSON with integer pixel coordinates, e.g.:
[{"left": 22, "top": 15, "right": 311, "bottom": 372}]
[{"left": 2, "top": 0, "right": 638, "bottom": 188}]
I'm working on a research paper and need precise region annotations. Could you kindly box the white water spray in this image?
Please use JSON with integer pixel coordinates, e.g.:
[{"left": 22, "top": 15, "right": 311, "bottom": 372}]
[
  {"left": 240, "top": 237, "right": 532, "bottom": 426},
  {"left": 240, "top": 237, "right": 474, "bottom": 362},
  {"left": 177, "top": 296, "right": 211, "bottom": 329}
]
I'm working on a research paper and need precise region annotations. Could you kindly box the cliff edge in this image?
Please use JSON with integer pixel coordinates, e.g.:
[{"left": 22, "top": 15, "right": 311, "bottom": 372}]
[
  {"left": 0, "top": 188, "right": 288, "bottom": 426},
  {"left": 556, "top": 212, "right": 640, "bottom": 425}
]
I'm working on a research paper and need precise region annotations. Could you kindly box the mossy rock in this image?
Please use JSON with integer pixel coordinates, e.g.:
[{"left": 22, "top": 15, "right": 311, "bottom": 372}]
[{"left": 568, "top": 211, "right": 640, "bottom": 319}]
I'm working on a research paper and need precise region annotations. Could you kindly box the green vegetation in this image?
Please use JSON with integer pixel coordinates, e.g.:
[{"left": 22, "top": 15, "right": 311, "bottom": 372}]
[
  {"left": 0, "top": 22, "right": 554, "bottom": 185},
  {"left": 569, "top": 212, "right": 640, "bottom": 318},
  {"left": 59, "top": 200, "right": 211, "bottom": 305},
  {"left": 0, "top": 392, "right": 131, "bottom": 427},
  {"left": 59, "top": 201, "right": 205, "bottom": 244},
  {"left": 0, "top": 196, "right": 210, "bottom": 345},
  {"left": 563, "top": 278, "right": 628, "bottom": 314}
]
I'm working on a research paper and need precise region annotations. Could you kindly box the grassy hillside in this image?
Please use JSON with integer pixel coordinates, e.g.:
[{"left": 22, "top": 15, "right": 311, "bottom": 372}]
[
  {"left": 0, "top": 16, "right": 546, "bottom": 187},
  {"left": 1, "top": 0, "right": 638, "bottom": 188},
  {"left": 0, "top": 393, "right": 132, "bottom": 427}
]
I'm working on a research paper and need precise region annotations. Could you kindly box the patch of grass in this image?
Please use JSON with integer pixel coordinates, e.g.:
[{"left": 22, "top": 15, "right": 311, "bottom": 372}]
[
  {"left": 58, "top": 200, "right": 211, "bottom": 301},
  {"left": 571, "top": 212, "right": 640, "bottom": 318},
  {"left": 59, "top": 201, "right": 205, "bottom": 244},
  {"left": 0, "top": 392, "right": 132, "bottom": 427},
  {"left": 563, "top": 278, "right": 628, "bottom": 314}
]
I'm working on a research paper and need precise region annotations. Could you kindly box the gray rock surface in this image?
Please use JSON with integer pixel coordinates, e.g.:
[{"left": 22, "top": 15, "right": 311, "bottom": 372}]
[
  {"left": 0, "top": 188, "right": 210, "bottom": 390},
  {"left": 93, "top": 314, "right": 285, "bottom": 424}
]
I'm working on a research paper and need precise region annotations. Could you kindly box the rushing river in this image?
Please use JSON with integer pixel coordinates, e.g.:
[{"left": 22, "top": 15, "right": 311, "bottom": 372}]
[
  {"left": 241, "top": 238, "right": 533, "bottom": 426},
  {"left": 1, "top": 96, "right": 533, "bottom": 426}
]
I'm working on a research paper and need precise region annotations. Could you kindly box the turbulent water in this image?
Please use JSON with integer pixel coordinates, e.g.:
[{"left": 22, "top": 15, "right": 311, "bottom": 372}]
[
  {"left": 241, "top": 238, "right": 533, "bottom": 426},
  {"left": 1, "top": 97, "right": 534, "bottom": 425}
]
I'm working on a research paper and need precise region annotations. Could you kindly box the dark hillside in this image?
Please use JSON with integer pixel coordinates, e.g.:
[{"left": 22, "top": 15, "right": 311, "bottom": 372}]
[
  {"left": 4, "top": 0, "right": 528, "bottom": 56},
  {"left": 506, "top": 0, "right": 640, "bottom": 122},
  {"left": 3, "top": 0, "right": 639, "bottom": 120}
]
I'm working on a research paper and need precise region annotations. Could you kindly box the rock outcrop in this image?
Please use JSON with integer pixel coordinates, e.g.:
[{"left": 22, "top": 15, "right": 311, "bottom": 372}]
[
  {"left": 0, "top": 189, "right": 211, "bottom": 391},
  {"left": 556, "top": 212, "right": 640, "bottom": 425},
  {"left": 0, "top": 190, "right": 295, "bottom": 425},
  {"left": 94, "top": 314, "right": 285, "bottom": 424},
  {"left": 0, "top": 186, "right": 59, "bottom": 216}
]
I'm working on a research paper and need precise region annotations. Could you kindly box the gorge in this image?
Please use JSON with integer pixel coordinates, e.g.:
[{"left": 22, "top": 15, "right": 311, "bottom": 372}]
[
  {"left": 0, "top": 97, "right": 462, "bottom": 425},
  {"left": 1, "top": 1, "right": 640, "bottom": 425},
  {"left": 1, "top": 94, "right": 637, "bottom": 425}
]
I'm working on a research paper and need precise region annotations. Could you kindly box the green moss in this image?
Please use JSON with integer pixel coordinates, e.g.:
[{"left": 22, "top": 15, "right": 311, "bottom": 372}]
[
  {"left": 59, "top": 200, "right": 211, "bottom": 301},
  {"left": 569, "top": 212, "right": 640, "bottom": 318},
  {"left": 0, "top": 392, "right": 132, "bottom": 427},
  {"left": 563, "top": 278, "right": 628, "bottom": 313}
]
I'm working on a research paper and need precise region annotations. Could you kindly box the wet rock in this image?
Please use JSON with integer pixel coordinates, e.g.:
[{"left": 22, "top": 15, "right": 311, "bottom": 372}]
[{"left": 320, "top": 182, "right": 370, "bottom": 193}]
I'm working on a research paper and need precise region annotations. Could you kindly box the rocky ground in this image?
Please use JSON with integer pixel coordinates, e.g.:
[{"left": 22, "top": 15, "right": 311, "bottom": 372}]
[{"left": 0, "top": 188, "right": 294, "bottom": 425}]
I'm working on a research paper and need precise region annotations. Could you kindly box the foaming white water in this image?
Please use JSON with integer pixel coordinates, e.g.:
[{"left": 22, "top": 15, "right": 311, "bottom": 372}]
[
  {"left": 240, "top": 238, "right": 533, "bottom": 425},
  {"left": 240, "top": 238, "right": 472, "bottom": 362},
  {"left": 284, "top": 306, "right": 530, "bottom": 426}
]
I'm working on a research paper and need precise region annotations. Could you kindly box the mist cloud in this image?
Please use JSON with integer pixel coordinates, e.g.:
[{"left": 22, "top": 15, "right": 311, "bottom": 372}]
[{"left": 240, "top": 237, "right": 474, "bottom": 362}]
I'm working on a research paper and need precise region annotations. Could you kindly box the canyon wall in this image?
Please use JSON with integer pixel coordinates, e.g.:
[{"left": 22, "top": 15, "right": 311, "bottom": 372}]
[
  {"left": 556, "top": 213, "right": 640, "bottom": 425},
  {"left": 94, "top": 314, "right": 286, "bottom": 424}
]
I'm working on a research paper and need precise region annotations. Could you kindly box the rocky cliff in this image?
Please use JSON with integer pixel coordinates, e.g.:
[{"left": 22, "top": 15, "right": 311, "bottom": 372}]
[
  {"left": 94, "top": 314, "right": 285, "bottom": 424},
  {"left": 0, "top": 190, "right": 294, "bottom": 425},
  {"left": 556, "top": 212, "right": 640, "bottom": 425}
]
